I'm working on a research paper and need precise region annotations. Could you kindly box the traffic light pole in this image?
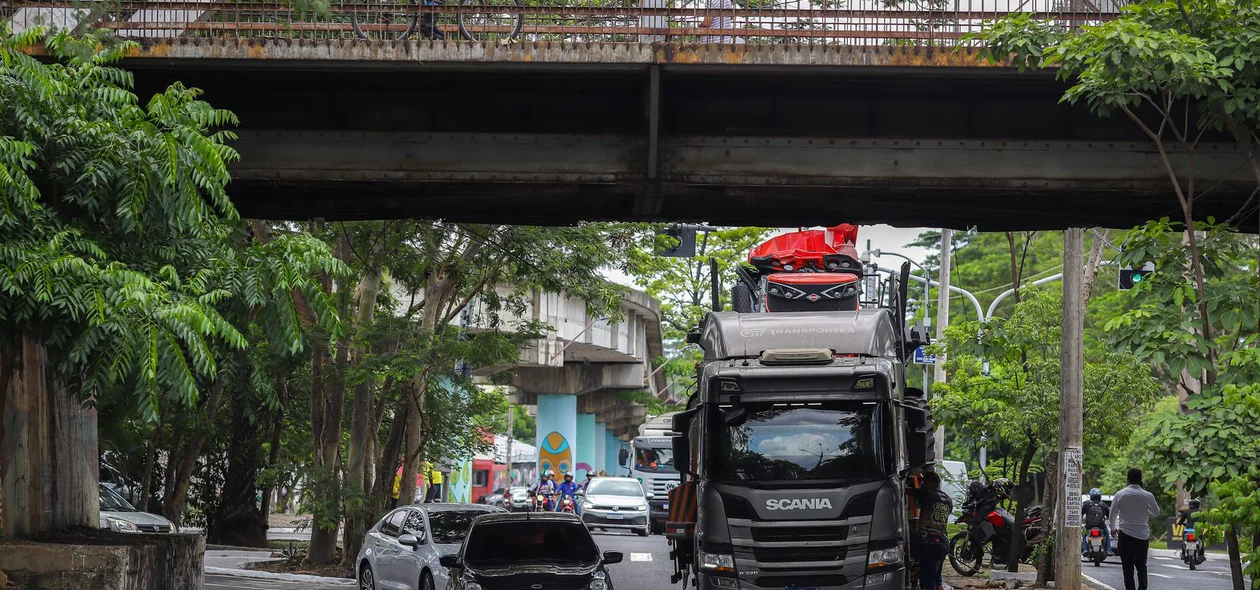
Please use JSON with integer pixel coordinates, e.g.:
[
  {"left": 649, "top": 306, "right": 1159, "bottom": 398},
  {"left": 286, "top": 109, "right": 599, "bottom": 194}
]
[{"left": 932, "top": 229, "right": 952, "bottom": 463}]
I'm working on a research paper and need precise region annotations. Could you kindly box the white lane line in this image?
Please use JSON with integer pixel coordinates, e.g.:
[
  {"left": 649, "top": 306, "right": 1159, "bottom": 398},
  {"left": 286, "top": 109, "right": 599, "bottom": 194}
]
[
  {"left": 1150, "top": 573, "right": 1174, "bottom": 579},
  {"left": 630, "top": 552, "right": 653, "bottom": 562},
  {"left": 1083, "top": 573, "right": 1118, "bottom": 590},
  {"left": 1160, "top": 564, "right": 1186, "bottom": 570},
  {"left": 1154, "top": 556, "right": 1173, "bottom": 560}
]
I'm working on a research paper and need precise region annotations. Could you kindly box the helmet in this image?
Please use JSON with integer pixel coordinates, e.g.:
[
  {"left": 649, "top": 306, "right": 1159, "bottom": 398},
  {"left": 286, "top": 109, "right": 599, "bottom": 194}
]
[
  {"left": 1090, "top": 488, "right": 1102, "bottom": 502},
  {"left": 564, "top": 472, "right": 574, "bottom": 480},
  {"left": 1188, "top": 498, "right": 1201, "bottom": 511},
  {"left": 992, "top": 478, "right": 1015, "bottom": 499}
]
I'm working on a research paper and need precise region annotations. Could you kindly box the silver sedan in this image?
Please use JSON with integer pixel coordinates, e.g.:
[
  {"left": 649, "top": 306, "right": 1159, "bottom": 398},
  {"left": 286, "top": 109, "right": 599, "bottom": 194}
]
[{"left": 356, "top": 503, "right": 505, "bottom": 590}]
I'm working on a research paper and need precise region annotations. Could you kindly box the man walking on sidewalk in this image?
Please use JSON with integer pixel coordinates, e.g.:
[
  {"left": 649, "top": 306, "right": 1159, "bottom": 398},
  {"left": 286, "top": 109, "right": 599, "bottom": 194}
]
[{"left": 1110, "top": 468, "right": 1161, "bottom": 590}]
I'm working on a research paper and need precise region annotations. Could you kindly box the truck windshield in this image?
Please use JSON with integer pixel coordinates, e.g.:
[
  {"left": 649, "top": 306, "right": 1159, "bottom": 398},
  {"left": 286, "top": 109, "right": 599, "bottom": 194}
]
[
  {"left": 633, "top": 446, "right": 676, "bottom": 473},
  {"left": 716, "top": 402, "right": 884, "bottom": 481}
]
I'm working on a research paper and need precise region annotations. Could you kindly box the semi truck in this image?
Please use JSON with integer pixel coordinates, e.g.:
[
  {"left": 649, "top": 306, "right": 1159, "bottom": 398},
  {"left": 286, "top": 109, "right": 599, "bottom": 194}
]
[
  {"left": 620, "top": 412, "right": 682, "bottom": 533},
  {"left": 666, "top": 225, "right": 935, "bottom": 590}
]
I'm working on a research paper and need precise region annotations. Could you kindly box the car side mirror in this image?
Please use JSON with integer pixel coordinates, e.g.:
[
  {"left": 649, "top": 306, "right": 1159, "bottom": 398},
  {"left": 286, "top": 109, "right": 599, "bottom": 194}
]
[
  {"left": 398, "top": 533, "right": 421, "bottom": 548},
  {"left": 603, "top": 551, "right": 624, "bottom": 565},
  {"left": 439, "top": 555, "right": 460, "bottom": 569},
  {"left": 645, "top": 492, "right": 655, "bottom": 500}
]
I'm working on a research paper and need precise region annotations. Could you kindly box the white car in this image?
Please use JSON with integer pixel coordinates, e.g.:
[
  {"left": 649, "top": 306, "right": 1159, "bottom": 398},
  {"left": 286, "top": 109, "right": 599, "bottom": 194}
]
[
  {"left": 99, "top": 484, "right": 173, "bottom": 533},
  {"left": 356, "top": 503, "right": 504, "bottom": 590},
  {"left": 579, "top": 477, "right": 651, "bottom": 536}
]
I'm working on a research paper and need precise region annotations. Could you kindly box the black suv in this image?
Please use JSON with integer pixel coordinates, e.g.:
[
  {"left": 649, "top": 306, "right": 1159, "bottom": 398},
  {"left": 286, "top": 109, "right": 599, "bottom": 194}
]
[{"left": 439, "top": 512, "right": 622, "bottom": 590}]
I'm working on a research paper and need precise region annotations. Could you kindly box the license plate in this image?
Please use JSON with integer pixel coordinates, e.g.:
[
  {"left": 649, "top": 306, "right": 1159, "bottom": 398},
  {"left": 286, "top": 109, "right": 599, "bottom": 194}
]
[
  {"left": 1090, "top": 539, "right": 1102, "bottom": 549},
  {"left": 607, "top": 514, "right": 623, "bottom": 520},
  {"left": 663, "top": 504, "right": 669, "bottom": 510}
]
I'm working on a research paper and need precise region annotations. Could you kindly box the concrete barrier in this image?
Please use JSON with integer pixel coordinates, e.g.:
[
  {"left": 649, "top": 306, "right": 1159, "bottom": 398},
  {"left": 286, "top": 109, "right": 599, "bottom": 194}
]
[{"left": 0, "top": 532, "right": 203, "bottom": 590}]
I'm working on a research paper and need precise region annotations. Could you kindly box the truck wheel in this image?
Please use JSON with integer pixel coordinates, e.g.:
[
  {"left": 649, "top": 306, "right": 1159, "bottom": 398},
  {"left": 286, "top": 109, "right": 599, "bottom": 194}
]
[{"left": 731, "top": 283, "right": 755, "bottom": 313}]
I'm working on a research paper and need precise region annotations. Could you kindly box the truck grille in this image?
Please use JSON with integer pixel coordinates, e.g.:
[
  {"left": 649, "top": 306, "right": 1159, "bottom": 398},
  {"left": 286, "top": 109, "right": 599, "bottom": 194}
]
[
  {"left": 754, "top": 545, "right": 847, "bottom": 563},
  {"left": 645, "top": 478, "right": 678, "bottom": 496},
  {"left": 757, "top": 575, "right": 850, "bottom": 587},
  {"left": 751, "top": 525, "right": 848, "bottom": 543}
]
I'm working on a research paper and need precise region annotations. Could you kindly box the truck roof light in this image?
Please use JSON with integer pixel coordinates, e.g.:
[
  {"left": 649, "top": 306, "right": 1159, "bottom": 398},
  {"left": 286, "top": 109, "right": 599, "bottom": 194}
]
[{"left": 759, "top": 348, "right": 833, "bottom": 365}]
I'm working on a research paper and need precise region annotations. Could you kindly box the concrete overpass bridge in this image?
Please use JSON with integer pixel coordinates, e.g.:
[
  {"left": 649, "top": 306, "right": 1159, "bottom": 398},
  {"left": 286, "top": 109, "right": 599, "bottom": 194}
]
[
  {"left": 467, "top": 285, "right": 667, "bottom": 480},
  {"left": 9, "top": 1, "right": 1256, "bottom": 231}
]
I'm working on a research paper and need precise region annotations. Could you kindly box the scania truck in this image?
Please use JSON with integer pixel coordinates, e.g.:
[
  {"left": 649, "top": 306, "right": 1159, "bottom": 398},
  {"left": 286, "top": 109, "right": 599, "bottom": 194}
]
[
  {"left": 665, "top": 225, "right": 935, "bottom": 590},
  {"left": 620, "top": 412, "right": 682, "bottom": 533}
]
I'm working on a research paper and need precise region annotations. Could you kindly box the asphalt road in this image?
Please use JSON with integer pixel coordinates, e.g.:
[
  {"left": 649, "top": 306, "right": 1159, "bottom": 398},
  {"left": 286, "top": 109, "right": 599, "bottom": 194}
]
[
  {"left": 205, "top": 529, "right": 674, "bottom": 590},
  {"left": 1081, "top": 551, "right": 1249, "bottom": 590}
]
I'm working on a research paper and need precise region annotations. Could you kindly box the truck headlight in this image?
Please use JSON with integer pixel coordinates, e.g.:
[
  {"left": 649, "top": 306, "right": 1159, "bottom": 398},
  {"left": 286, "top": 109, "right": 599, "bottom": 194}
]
[
  {"left": 867, "top": 547, "right": 902, "bottom": 569},
  {"left": 106, "top": 517, "right": 138, "bottom": 533},
  {"left": 866, "top": 571, "right": 895, "bottom": 585},
  {"left": 698, "top": 550, "right": 736, "bottom": 574}
]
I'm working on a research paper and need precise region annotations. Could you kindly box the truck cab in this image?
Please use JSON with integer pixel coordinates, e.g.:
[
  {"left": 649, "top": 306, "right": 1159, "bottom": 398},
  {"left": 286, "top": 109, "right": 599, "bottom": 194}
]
[
  {"left": 669, "top": 309, "right": 933, "bottom": 590},
  {"left": 621, "top": 413, "right": 682, "bottom": 533}
]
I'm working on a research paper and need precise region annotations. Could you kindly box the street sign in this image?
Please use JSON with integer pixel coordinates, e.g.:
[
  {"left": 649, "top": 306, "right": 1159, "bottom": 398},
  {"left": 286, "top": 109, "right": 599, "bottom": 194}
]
[
  {"left": 1118, "top": 262, "right": 1155, "bottom": 290},
  {"left": 912, "top": 346, "right": 937, "bottom": 365}
]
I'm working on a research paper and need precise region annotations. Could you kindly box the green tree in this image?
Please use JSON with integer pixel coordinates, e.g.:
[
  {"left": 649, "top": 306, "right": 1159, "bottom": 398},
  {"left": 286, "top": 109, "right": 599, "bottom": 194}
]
[
  {"left": 625, "top": 226, "right": 772, "bottom": 397},
  {"left": 1, "top": 28, "right": 247, "bottom": 537},
  {"left": 932, "top": 287, "right": 1160, "bottom": 570}
]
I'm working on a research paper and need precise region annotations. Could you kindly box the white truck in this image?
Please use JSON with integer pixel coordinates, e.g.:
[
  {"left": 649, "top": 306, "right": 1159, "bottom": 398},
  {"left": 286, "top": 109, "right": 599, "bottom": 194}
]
[{"left": 619, "top": 412, "right": 681, "bottom": 533}]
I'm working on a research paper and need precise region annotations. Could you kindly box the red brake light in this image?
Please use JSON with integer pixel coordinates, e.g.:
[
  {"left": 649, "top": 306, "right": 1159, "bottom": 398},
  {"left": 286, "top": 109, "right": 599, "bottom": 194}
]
[
  {"left": 1187, "top": 533, "right": 1196, "bottom": 542},
  {"left": 1090, "top": 530, "right": 1101, "bottom": 537}
]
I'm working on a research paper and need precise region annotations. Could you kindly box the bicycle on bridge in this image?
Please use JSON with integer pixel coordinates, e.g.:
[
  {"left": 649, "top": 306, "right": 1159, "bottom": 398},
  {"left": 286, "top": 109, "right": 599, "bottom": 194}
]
[{"left": 350, "top": 0, "right": 523, "bottom": 42}]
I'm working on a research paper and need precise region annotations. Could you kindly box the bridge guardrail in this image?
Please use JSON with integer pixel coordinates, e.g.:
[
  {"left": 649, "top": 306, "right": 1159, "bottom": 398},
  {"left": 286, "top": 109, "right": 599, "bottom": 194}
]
[{"left": 6, "top": 0, "right": 1120, "bottom": 46}]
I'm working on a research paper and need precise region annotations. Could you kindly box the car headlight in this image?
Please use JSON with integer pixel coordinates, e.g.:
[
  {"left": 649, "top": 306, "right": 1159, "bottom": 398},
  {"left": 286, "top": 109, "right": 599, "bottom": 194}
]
[
  {"left": 698, "top": 550, "right": 736, "bottom": 573},
  {"left": 464, "top": 579, "right": 482, "bottom": 590},
  {"left": 867, "top": 547, "right": 902, "bottom": 569},
  {"left": 636, "top": 505, "right": 648, "bottom": 511},
  {"left": 589, "top": 578, "right": 609, "bottom": 590},
  {"left": 583, "top": 501, "right": 595, "bottom": 509},
  {"left": 106, "top": 517, "right": 138, "bottom": 533}
]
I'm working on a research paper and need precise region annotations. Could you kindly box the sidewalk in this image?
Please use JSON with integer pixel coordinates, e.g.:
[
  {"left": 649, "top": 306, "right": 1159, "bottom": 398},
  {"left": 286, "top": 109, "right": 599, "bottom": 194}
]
[{"left": 203, "top": 549, "right": 354, "bottom": 586}]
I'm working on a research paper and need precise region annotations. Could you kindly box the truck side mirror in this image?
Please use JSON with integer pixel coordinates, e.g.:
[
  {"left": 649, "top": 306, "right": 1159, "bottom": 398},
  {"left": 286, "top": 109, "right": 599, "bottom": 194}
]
[
  {"left": 672, "top": 434, "right": 693, "bottom": 476},
  {"left": 903, "top": 400, "right": 934, "bottom": 468},
  {"left": 618, "top": 447, "right": 629, "bottom": 467}
]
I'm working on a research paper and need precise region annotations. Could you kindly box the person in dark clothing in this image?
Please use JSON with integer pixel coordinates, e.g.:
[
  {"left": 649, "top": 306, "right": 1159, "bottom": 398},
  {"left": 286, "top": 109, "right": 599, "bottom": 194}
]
[
  {"left": 914, "top": 471, "right": 952, "bottom": 590},
  {"left": 1081, "top": 487, "right": 1111, "bottom": 554}
]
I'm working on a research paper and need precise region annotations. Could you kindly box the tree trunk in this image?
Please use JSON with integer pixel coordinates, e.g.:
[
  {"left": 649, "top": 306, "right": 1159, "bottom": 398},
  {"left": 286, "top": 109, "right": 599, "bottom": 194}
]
[
  {"left": 1037, "top": 450, "right": 1060, "bottom": 586},
  {"left": 371, "top": 392, "right": 409, "bottom": 509},
  {"left": 140, "top": 421, "right": 161, "bottom": 513},
  {"left": 1, "top": 331, "right": 99, "bottom": 537},
  {"left": 207, "top": 395, "right": 268, "bottom": 547},
  {"left": 342, "top": 266, "right": 384, "bottom": 568},
  {"left": 1008, "top": 443, "right": 1037, "bottom": 572},
  {"left": 162, "top": 377, "right": 228, "bottom": 528},
  {"left": 259, "top": 379, "right": 286, "bottom": 529},
  {"left": 1226, "top": 525, "right": 1245, "bottom": 590},
  {"left": 307, "top": 337, "right": 350, "bottom": 565}
]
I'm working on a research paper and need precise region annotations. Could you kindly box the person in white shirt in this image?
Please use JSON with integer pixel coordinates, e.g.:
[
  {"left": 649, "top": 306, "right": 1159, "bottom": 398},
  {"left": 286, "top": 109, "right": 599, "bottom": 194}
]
[
  {"left": 699, "top": 0, "right": 745, "bottom": 44},
  {"left": 1110, "top": 468, "right": 1161, "bottom": 590}
]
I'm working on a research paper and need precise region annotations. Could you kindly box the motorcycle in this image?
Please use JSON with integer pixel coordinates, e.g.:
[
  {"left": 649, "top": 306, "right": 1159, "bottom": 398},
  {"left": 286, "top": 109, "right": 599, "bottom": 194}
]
[
  {"left": 1085, "top": 527, "right": 1107, "bottom": 567},
  {"left": 532, "top": 491, "right": 554, "bottom": 512},
  {"left": 1181, "top": 526, "right": 1206, "bottom": 570},
  {"left": 558, "top": 494, "right": 577, "bottom": 514},
  {"left": 949, "top": 490, "right": 1044, "bottom": 576}
]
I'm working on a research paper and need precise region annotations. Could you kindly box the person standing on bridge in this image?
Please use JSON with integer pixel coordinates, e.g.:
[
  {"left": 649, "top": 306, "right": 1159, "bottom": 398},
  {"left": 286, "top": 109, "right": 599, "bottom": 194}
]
[{"left": 699, "top": 0, "right": 744, "bottom": 44}]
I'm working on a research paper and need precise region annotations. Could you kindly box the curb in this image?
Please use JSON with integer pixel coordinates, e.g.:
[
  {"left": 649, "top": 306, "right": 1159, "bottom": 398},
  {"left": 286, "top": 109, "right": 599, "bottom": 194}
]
[{"left": 205, "top": 566, "right": 355, "bottom": 585}]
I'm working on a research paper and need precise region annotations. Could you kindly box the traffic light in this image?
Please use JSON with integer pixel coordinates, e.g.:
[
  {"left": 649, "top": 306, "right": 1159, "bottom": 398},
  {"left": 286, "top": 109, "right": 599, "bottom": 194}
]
[
  {"left": 655, "top": 224, "right": 697, "bottom": 257},
  {"left": 1118, "top": 262, "right": 1155, "bottom": 290}
]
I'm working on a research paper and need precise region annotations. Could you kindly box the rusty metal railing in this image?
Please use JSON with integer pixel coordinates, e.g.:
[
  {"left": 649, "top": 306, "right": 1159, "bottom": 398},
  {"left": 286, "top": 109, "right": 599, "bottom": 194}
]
[{"left": 4, "top": 0, "right": 1121, "bottom": 46}]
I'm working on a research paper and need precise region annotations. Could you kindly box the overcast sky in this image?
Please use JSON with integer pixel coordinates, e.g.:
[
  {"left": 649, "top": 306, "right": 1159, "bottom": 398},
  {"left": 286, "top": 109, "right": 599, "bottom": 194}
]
[{"left": 604, "top": 224, "right": 936, "bottom": 288}]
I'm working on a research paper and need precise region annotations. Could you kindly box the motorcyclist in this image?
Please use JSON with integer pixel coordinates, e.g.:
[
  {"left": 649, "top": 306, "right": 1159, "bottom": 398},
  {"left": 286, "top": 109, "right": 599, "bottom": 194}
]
[
  {"left": 530, "top": 471, "right": 557, "bottom": 511},
  {"left": 1177, "top": 499, "right": 1204, "bottom": 562},
  {"left": 1081, "top": 487, "right": 1111, "bottom": 555},
  {"left": 556, "top": 472, "right": 581, "bottom": 514}
]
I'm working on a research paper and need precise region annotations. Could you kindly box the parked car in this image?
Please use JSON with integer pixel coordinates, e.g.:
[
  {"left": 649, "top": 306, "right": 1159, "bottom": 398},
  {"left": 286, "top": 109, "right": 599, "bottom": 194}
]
[
  {"left": 478, "top": 488, "right": 507, "bottom": 506},
  {"left": 99, "top": 484, "right": 173, "bottom": 533},
  {"left": 439, "top": 512, "right": 622, "bottom": 590},
  {"left": 579, "top": 476, "right": 650, "bottom": 536},
  {"left": 507, "top": 487, "right": 531, "bottom": 512},
  {"left": 357, "top": 503, "right": 505, "bottom": 590}
]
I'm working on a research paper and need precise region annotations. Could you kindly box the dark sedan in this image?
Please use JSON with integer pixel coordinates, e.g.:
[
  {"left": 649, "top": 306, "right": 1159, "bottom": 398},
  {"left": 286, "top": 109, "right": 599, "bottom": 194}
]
[{"left": 439, "top": 512, "right": 622, "bottom": 590}]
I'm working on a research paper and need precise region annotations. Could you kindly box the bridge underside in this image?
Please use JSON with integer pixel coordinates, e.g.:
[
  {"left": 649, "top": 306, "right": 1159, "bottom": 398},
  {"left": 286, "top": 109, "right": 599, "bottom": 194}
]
[{"left": 117, "top": 45, "right": 1256, "bottom": 231}]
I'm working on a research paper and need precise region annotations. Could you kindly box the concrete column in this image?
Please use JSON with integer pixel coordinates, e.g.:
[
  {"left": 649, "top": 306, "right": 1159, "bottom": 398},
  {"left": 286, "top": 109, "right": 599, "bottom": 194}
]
[
  {"left": 576, "top": 414, "right": 597, "bottom": 480},
  {"left": 536, "top": 394, "right": 578, "bottom": 477},
  {"left": 606, "top": 431, "right": 625, "bottom": 476},
  {"left": 594, "top": 423, "right": 608, "bottom": 474}
]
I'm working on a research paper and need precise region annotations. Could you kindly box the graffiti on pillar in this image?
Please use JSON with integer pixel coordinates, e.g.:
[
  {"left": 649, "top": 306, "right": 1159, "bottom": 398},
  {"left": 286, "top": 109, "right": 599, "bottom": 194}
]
[
  {"left": 448, "top": 460, "right": 474, "bottom": 503},
  {"left": 576, "top": 463, "right": 593, "bottom": 478},
  {"left": 539, "top": 431, "right": 573, "bottom": 475}
]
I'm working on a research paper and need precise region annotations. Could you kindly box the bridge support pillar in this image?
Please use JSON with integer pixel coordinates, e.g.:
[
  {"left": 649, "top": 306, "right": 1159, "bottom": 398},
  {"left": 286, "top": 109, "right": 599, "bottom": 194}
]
[
  {"left": 606, "top": 431, "right": 626, "bottom": 477},
  {"left": 536, "top": 394, "right": 578, "bottom": 478},
  {"left": 577, "top": 413, "right": 597, "bottom": 480},
  {"left": 594, "top": 422, "right": 608, "bottom": 475}
]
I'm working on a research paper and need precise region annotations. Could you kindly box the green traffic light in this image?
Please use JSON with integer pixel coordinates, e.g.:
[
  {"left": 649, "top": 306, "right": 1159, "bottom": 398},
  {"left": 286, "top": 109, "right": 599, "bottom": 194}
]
[{"left": 1132, "top": 274, "right": 1143, "bottom": 283}]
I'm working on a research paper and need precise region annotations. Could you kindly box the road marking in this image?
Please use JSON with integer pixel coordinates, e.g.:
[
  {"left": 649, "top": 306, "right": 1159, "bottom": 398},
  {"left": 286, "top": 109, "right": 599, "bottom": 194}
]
[
  {"left": 630, "top": 552, "right": 653, "bottom": 562},
  {"left": 1082, "top": 573, "right": 1118, "bottom": 590},
  {"left": 1154, "top": 556, "right": 1172, "bottom": 560},
  {"left": 1160, "top": 564, "right": 1186, "bottom": 569},
  {"left": 1150, "top": 573, "right": 1174, "bottom": 579}
]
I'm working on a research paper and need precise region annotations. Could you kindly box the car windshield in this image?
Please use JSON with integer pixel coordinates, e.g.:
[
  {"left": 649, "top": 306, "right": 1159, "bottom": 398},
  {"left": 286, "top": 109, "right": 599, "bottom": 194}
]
[
  {"left": 428, "top": 510, "right": 489, "bottom": 544},
  {"left": 633, "top": 446, "right": 675, "bottom": 473},
  {"left": 586, "top": 480, "right": 643, "bottom": 497},
  {"left": 464, "top": 521, "right": 599, "bottom": 567},
  {"left": 99, "top": 485, "right": 136, "bottom": 512},
  {"left": 716, "top": 401, "right": 885, "bottom": 481}
]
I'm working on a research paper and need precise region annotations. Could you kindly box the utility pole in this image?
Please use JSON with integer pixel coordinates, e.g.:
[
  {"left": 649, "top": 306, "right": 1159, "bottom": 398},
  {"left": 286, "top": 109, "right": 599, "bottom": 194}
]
[
  {"left": 932, "top": 229, "right": 952, "bottom": 462},
  {"left": 1056, "top": 228, "right": 1085, "bottom": 590}
]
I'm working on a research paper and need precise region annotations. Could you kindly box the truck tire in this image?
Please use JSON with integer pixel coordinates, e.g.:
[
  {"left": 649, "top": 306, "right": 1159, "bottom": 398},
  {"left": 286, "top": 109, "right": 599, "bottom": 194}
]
[
  {"left": 638, "top": 527, "right": 650, "bottom": 537},
  {"left": 731, "top": 283, "right": 755, "bottom": 313}
]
